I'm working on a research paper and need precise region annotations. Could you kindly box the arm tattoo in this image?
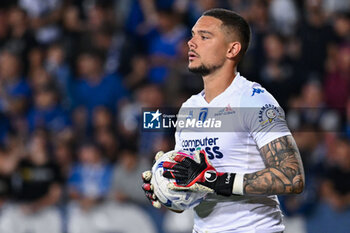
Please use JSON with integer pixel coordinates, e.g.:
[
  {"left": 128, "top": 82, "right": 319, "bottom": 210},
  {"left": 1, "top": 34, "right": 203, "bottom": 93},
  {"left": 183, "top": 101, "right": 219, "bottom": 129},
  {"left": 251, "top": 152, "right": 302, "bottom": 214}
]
[{"left": 243, "top": 135, "right": 305, "bottom": 195}]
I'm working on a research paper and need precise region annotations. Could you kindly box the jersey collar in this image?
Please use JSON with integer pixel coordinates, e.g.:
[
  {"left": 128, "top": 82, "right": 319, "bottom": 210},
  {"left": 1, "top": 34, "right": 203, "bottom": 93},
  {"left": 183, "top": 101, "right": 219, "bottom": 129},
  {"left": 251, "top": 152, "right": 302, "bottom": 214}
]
[{"left": 200, "top": 72, "right": 242, "bottom": 105}]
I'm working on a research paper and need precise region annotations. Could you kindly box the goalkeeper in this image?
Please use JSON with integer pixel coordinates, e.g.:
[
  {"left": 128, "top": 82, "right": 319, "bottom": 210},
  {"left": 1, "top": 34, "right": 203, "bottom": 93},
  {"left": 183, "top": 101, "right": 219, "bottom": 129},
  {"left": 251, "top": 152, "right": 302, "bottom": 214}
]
[{"left": 142, "top": 8, "right": 304, "bottom": 233}]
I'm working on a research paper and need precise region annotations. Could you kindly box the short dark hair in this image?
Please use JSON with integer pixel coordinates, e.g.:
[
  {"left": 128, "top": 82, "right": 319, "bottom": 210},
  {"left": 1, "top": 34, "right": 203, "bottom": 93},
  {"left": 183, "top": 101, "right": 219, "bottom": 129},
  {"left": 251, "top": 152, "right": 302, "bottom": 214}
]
[{"left": 203, "top": 8, "right": 251, "bottom": 61}]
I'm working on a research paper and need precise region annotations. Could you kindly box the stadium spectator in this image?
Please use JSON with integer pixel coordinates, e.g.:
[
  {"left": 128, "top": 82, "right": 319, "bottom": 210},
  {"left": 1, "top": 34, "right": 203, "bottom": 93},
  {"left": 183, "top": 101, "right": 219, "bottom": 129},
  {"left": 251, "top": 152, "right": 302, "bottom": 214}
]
[
  {"left": 332, "top": 11, "right": 350, "bottom": 44},
  {"left": 27, "top": 84, "right": 70, "bottom": 133},
  {"left": 269, "top": 0, "right": 299, "bottom": 36},
  {"left": 67, "top": 142, "right": 112, "bottom": 208},
  {"left": 239, "top": 0, "right": 271, "bottom": 82},
  {"left": 110, "top": 148, "right": 150, "bottom": 205},
  {"left": 287, "top": 79, "right": 341, "bottom": 133},
  {"left": 60, "top": 5, "right": 85, "bottom": 66},
  {"left": 0, "top": 148, "right": 15, "bottom": 207},
  {"left": 94, "top": 129, "right": 119, "bottom": 163},
  {"left": 53, "top": 138, "right": 75, "bottom": 181},
  {"left": 324, "top": 45, "right": 350, "bottom": 109},
  {"left": 260, "top": 32, "right": 297, "bottom": 108},
  {"left": 29, "top": 68, "right": 53, "bottom": 93},
  {"left": 71, "top": 106, "right": 89, "bottom": 141},
  {"left": 110, "top": 147, "right": 165, "bottom": 233},
  {"left": 5, "top": 7, "right": 37, "bottom": 71},
  {"left": 72, "top": 50, "right": 128, "bottom": 120},
  {"left": 91, "top": 107, "right": 119, "bottom": 162},
  {"left": 298, "top": 0, "right": 336, "bottom": 82},
  {"left": 0, "top": 10, "right": 9, "bottom": 48},
  {"left": 18, "top": 0, "right": 62, "bottom": 45},
  {"left": 321, "top": 137, "right": 350, "bottom": 211},
  {"left": 27, "top": 47, "right": 45, "bottom": 75},
  {"left": 323, "top": 0, "right": 350, "bottom": 17},
  {"left": 67, "top": 142, "right": 112, "bottom": 233},
  {"left": 44, "top": 43, "right": 72, "bottom": 108},
  {"left": 123, "top": 54, "right": 149, "bottom": 91},
  {"left": 143, "top": 8, "right": 188, "bottom": 84},
  {"left": 0, "top": 51, "right": 31, "bottom": 114},
  {"left": 91, "top": 106, "right": 114, "bottom": 132},
  {"left": 0, "top": 129, "right": 63, "bottom": 233},
  {"left": 305, "top": 136, "right": 350, "bottom": 233}
]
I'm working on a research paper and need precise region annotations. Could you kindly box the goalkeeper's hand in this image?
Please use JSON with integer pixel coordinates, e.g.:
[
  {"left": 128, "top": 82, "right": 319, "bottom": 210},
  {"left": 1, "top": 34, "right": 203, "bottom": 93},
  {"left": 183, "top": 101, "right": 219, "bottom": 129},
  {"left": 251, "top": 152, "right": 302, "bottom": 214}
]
[
  {"left": 141, "top": 151, "right": 164, "bottom": 208},
  {"left": 163, "top": 150, "right": 244, "bottom": 196}
]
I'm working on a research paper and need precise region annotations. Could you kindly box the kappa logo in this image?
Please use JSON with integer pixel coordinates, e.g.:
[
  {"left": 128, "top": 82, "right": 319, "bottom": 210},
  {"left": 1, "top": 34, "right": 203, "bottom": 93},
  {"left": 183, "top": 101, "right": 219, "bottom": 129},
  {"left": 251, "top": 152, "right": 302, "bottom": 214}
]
[{"left": 251, "top": 87, "right": 265, "bottom": 96}]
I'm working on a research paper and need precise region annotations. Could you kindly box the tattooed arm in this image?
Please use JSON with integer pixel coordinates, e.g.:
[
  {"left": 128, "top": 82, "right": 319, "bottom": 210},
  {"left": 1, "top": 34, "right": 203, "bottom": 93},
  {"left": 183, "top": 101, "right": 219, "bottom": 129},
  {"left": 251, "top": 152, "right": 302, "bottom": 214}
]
[{"left": 243, "top": 135, "right": 305, "bottom": 195}]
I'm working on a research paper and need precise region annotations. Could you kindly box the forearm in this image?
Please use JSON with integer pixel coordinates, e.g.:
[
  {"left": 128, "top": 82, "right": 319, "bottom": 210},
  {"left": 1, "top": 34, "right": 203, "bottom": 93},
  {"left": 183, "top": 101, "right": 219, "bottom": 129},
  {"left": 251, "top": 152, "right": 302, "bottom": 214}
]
[
  {"left": 164, "top": 136, "right": 305, "bottom": 197},
  {"left": 242, "top": 135, "right": 304, "bottom": 195},
  {"left": 243, "top": 167, "right": 304, "bottom": 195}
]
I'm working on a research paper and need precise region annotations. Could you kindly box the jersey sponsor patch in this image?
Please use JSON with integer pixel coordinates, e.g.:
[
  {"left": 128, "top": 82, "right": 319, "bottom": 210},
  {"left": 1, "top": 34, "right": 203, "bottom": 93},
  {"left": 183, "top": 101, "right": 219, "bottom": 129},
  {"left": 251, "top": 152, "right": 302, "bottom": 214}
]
[
  {"left": 258, "top": 104, "right": 284, "bottom": 126},
  {"left": 214, "top": 104, "right": 236, "bottom": 117}
]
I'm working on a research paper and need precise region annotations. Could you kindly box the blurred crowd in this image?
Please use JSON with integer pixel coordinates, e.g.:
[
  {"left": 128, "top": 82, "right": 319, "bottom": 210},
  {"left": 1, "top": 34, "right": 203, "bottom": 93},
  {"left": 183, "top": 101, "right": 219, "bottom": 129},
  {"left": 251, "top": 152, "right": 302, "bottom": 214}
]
[{"left": 0, "top": 0, "right": 349, "bottom": 233}]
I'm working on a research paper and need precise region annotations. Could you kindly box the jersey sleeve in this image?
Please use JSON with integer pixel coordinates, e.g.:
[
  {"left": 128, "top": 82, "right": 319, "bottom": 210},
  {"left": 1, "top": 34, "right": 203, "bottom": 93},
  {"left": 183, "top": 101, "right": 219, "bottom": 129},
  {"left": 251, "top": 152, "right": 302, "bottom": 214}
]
[{"left": 238, "top": 84, "right": 291, "bottom": 149}]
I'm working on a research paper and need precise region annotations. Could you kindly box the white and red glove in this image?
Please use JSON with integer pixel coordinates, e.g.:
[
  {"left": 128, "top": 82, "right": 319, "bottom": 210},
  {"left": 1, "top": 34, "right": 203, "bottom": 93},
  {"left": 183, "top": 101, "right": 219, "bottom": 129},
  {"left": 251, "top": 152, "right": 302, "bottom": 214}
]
[
  {"left": 141, "top": 151, "right": 164, "bottom": 208},
  {"left": 163, "top": 150, "right": 244, "bottom": 196}
]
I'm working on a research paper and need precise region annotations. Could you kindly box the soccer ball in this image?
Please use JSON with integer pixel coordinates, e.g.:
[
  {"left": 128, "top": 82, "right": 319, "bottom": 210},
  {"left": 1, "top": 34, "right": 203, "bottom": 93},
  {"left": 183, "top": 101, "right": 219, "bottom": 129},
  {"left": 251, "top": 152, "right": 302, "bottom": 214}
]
[{"left": 151, "top": 150, "right": 207, "bottom": 211}]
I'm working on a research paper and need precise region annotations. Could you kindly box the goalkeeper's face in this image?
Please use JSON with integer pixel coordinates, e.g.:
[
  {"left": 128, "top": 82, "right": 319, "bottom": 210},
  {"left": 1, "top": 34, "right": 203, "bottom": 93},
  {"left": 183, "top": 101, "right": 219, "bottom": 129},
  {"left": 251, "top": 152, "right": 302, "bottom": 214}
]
[{"left": 187, "top": 16, "right": 231, "bottom": 76}]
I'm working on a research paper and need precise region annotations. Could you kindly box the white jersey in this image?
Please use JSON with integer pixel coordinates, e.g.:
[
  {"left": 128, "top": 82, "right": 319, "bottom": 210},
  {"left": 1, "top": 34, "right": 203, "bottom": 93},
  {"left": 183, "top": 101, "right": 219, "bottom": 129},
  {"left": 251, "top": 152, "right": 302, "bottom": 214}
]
[{"left": 174, "top": 73, "right": 291, "bottom": 233}]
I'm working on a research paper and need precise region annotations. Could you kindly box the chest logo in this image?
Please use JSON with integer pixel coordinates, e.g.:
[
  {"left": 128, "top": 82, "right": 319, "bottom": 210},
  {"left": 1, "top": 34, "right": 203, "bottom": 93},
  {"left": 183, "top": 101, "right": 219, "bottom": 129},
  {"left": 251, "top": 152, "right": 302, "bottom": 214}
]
[
  {"left": 214, "top": 104, "right": 236, "bottom": 117},
  {"left": 199, "top": 108, "right": 208, "bottom": 121}
]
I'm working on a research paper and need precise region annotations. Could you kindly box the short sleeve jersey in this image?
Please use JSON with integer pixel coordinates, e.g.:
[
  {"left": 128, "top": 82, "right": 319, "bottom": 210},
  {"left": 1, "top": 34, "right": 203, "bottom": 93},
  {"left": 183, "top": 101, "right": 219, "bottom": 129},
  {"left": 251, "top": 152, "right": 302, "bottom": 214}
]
[
  {"left": 174, "top": 73, "right": 290, "bottom": 233},
  {"left": 12, "top": 159, "right": 63, "bottom": 202}
]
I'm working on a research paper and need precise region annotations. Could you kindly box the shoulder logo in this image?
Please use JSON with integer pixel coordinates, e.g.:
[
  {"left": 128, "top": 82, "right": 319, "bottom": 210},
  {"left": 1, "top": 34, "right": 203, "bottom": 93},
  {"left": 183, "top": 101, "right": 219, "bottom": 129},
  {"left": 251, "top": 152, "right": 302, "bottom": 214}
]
[
  {"left": 258, "top": 104, "right": 283, "bottom": 126},
  {"left": 251, "top": 87, "right": 264, "bottom": 96}
]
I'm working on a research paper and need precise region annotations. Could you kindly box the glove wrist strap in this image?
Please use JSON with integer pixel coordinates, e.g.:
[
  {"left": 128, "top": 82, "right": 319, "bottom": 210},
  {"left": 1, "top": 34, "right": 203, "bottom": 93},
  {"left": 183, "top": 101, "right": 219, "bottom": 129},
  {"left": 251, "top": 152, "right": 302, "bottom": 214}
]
[
  {"left": 214, "top": 173, "right": 235, "bottom": 196},
  {"left": 232, "top": 173, "right": 245, "bottom": 195},
  {"left": 214, "top": 173, "right": 245, "bottom": 196}
]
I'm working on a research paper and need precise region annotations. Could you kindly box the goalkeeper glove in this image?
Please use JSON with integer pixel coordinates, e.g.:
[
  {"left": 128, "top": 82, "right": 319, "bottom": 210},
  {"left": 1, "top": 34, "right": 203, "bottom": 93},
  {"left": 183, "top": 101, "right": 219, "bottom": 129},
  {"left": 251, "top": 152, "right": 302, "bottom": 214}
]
[
  {"left": 141, "top": 151, "right": 164, "bottom": 208},
  {"left": 162, "top": 150, "right": 244, "bottom": 196}
]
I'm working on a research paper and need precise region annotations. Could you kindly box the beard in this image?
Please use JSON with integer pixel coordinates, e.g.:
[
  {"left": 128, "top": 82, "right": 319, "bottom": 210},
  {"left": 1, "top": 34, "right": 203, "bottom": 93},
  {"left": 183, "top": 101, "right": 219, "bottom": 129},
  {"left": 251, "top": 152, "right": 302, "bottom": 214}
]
[{"left": 188, "top": 63, "right": 223, "bottom": 76}]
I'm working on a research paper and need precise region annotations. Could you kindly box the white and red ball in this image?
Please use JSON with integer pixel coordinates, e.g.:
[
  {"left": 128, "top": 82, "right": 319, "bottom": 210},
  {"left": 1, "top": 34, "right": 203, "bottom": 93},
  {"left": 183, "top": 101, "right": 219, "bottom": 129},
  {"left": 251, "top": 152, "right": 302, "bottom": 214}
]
[{"left": 151, "top": 150, "right": 207, "bottom": 211}]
